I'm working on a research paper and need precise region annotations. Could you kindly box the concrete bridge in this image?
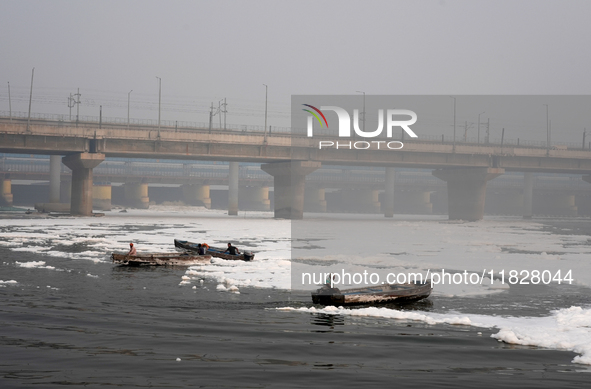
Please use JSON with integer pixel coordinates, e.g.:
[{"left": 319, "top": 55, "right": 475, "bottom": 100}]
[
  {"left": 2, "top": 154, "right": 590, "bottom": 217},
  {"left": 2, "top": 117, "right": 591, "bottom": 220}
]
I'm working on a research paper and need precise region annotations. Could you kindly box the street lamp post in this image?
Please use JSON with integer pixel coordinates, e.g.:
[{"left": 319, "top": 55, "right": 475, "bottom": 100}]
[
  {"left": 449, "top": 96, "right": 456, "bottom": 151},
  {"left": 263, "top": 84, "right": 268, "bottom": 140},
  {"left": 477, "top": 111, "right": 485, "bottom": 144},
  {"left": 544, "top": 104, "right": 549, "bottom": 153},
  {"left": 127, "top": 90, "right": 133, "bottom": 130},
  {"left": 7, "top": 82, "right": 11, "bottom": 122},
  {"left": 356, "top": 91, "right": 366, "bottom": 135},
  {"left": 26, "top": 68, "right": 35, "bottom": 133},
  {"left": 156, "top": 77, "right": 161, "bottom": 131}
]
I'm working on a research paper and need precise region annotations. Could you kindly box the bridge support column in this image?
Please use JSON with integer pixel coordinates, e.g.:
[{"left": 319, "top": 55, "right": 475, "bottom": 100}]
[
  {"left": 535, "top": 193, "right": 577, "bottom": 217},
  {"left": 523, "top": 172, "right": 534, "bottom": 219},
  {"left": 92, "top": 184, "right": 112, "bottom": 211},
  {"left": 228, "top": 162, "right": 239, "bottom": 215},
  {"left": 304, "top": 187, "right": 327, "bottom": 213},
  {"left": 397, "top": 190, "right": 433, "bottom": 214},
  {"left": 433, "top": 167, "right": 504, "bottom": 221},
  {"left": 49, "top": 155, "right": 61, "bottom": 203},
  {"left": 384, "top": 167, "right": 395, "bottom": 217},
  {"left": 124, "top": 183, "right": 149, "bottom": 209},
  {"left": 241, "top": 186, "right": 270, "bottom": 211},
  {"left": 485, "top": 190, "right": 523, "bottom": 215},
  {"left": 0, "top": 178, "right": 13, "bottom": 206},
  {"left": 182, "top": 184, "right": 211, "bottom": 208},
  {"left": 576, "top": 194, "right": 591, "bottom": 216},
  {"left": 62, "top": 153, "right": 105, "bottom": 216},
  {"left": 261, "top": 161, "right": 321, "bottom": 219},
  {"left": 341, "top": 189, "right": 381, "bottom": 214},
  {"left": 60, "top": 180, "right": 71, "bottom": 203}
]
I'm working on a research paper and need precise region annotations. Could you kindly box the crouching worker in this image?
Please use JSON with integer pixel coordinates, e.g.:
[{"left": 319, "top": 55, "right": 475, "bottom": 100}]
[
  {"left": 197, "top": 243, "right": 209, "bottom": 255},
  {"left": 127, "top": 243, "right": 137, "bottom": 256},
  {"left": 225, "top": 242, "right": 240, "bottom": 256}
]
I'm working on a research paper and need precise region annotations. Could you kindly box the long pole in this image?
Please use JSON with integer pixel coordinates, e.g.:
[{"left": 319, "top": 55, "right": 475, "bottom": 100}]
[
  {"left": 223, "top": 97, "right": 227, "bottom": 130},
  {"left": 356, "top": 91, "right": 366, "bottom": 136},
  {"left": 127, "top": 90, "right": 132, "bottom": 130},
  {"left": 477, "top": 111, "right": 485, "bottom": 144},
  {"left": 218, "top": 99, "right": 222, "bottom": 129},
  {"left": 263, "top": 84, "right": 268, "bottom": 137},
  {"left": 26, "top": 68, "right": 35, "bottom": 133},
  {"left": 7, "top": 82, "right": 11, "bottom": 122},
  {"left": 450, "top": 96, "right": 456, "bottom": 151},
  {"left": 544, "top": 104, "right": 549, "bottom": 153},
  {"left": 464, "top": 120, "right": 468, "bottom": 142},
  {"left": 210, "top": 102, "right": 213, "bottom": 131},
  {"left": 75, "top": 88, "right": 80, "bottom": 127},
  {"left": 156, "top": 77, "right": 161, "bottom": 130}
]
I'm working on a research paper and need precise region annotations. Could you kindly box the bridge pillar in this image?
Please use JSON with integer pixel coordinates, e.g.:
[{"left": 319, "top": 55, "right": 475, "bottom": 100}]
[
  {"left": 124, "top": 183, "right": 149, "bottom": 209},
  {"left": 485, "top": 190, "right": 523, "bottom": 215},
  {"left": 49, "top": 155, "right": 61, "bottom": 203},
  {"left": 341, "top": 189, "right": 381, "bottom": 214},
  {"left": 384, "top": 167, "right": 395, "bottom": 217},
  {"left": 92, "top": 184, "right": 112, "bottom": 211},
  {"left": 182, "top": 184, "right": 211, "bottom": 208},
  {"left": 241, "top": 186, "right": 270, "bottom": 211},
  {"left": 261, "top": 161, "right": 321, "bottom": 219},
  {"left": 62, "top": 153, "right": 105, "bottom": 216},
  {"left": 576, "top": 194, "right": 591, "bottom": 216},
  {"left": 523, "top": 172, "right": 534, "bottom": 219},
  {"left": 396, "top": 190, "right": 433, "bottom": 214},
  {"left": 433, "top": 167, "right": 504, "bottom": 221},
  {"left": 228, "top": 162, "right": 239, "bottom": 215},
  {"left": 535, "top": 193, "right": 577, "bottom": 217},
  {"left": 60, "top": 180, "right": 71, "bottom": 203},
  {"left": 304, "top": 187, "right": 327, "bottom": 213},
  {"left": 556, "top": 194, "right": 578, "bottom": 216},
  {"left": 0, "top": 178, "right": 13, "bottom": 206}
]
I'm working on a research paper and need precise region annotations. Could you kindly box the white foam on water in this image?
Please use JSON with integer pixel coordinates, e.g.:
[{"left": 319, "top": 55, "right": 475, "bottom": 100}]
[
  {"left": 289, "top": 216, "right": 591, "bottom": 295},
  {"left": 184, "top": 258, "right": 291, "bottom": 290},
  {"left": 15, "top": 261, "right": 55, "bottom": 270},
  {"left": 1, "top": 209, "right": 590, "bottom": 297},
  {"left": 277, "top": 305, "right": 591, "bottom": 365}
]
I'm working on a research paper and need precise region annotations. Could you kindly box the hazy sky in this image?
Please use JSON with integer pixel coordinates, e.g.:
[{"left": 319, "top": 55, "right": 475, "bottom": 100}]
[{"left": 2, "top": 0, "right": 591, "bottom": 142}]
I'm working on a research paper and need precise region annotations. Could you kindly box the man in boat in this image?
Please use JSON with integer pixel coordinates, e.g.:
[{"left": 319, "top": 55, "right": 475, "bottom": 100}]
[
  {"left": 127, "top": 243, "right": 137, "bottom": 256},
  {"left": 225, "top": 242, "right": 240, "bottom": 256},
  {"left": 197, "top": 243, "right": 209, "bottom": 255}
]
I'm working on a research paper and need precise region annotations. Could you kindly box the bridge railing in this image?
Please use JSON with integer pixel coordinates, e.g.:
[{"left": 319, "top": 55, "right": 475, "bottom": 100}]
[
  {"left": 0, "top": 111, "right": 293, "bottom": 135},
  {"left": 0, "top": 111, "right": 587, "bottom": 150}
]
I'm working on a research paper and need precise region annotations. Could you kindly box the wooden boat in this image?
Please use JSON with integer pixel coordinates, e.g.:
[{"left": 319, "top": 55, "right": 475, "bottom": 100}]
[
  {"left": 311, "top": 281, "right": 432, "bottom": 306},
  {"left": 111, "top": 252, "right": 211, "bottom": 266},
  {"left": 174, "top": 239, "right": 255, "bottom": 261}
]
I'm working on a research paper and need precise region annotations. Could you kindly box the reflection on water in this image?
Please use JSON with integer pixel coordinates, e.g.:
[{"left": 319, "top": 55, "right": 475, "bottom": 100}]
[
  {"left": 310, "top": 313, "right": 345, "bottom": 329},
  {"left": 382, "top": 298, "right": 434, "bottom": 311}
]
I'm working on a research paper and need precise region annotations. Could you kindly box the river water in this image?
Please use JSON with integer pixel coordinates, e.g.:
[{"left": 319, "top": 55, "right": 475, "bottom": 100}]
[{"left": 1, "top": 208, "right": 590, "bottom": 388}]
